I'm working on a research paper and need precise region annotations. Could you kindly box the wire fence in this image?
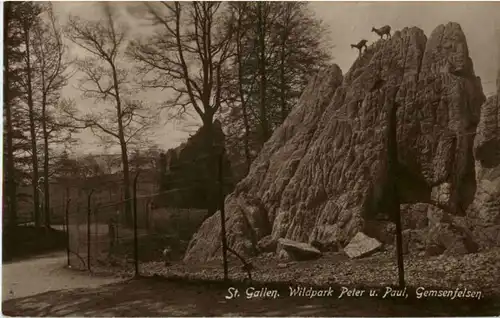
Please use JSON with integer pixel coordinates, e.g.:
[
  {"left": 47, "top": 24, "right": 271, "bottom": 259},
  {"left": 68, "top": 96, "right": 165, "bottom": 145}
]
[
  {"left": 65, "top": 193, "right": 208, "bottom": 271},
  {"left": 64, "top": 148, "right": 243, "bottom": 280},
  {"left": 55, "top": 102, "right": 492, "bottom": 283}
]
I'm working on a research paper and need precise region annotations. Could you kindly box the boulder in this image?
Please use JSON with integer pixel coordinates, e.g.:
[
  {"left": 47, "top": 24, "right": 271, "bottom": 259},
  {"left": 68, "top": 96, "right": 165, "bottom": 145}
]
[
  {"left": 401, "top": 203, "right": 430, "bottom": 229},
  {"left": 362, "top": 221, "right": 396, "bottom": 245},
  {"left": 426, "top": 205, "right": 452, "bottom": 226},
  {"left": 344, "top": 232, "right": 382, "bottom": 259},
  {"left": 471, "top": 224, "right": 500, "bottom": 251},
  {"left": 257, "top": 235, "right": 277, "bottom": 253},
  {"left": 185, "top": 23, "right": 486, "bottom": 262},
  {"left": 396, "top": 203, "right": 479, "bottom": 256},
  {"left": 310, "top": 239, "right": 341, "bottom": 252},
  {"left": 401, "top": 229, "right": 426, "bottom": 255},
  {"left": 425, "top": 216, "right": 478, "bottom": 256},
  {"left": 277, "top": 249, "right": 292, "bottom": 262},
  {"left": 466, "top": 93, "right": 500, "bottom": 250},
  {"left": 276, "top": 238, "right": 322, "bottom": 261},
  {"left": 430, "top": 183, "right": 451, "bottom": 208}
]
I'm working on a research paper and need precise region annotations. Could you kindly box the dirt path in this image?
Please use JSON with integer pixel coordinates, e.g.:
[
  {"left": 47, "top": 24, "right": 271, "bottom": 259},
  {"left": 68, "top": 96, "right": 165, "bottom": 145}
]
[
  {"left": 3, "top": 251, "right": 499, "bottom": 316},
  {"left": 3, "top": 278, "right": 499, "bottom": 317},
  {"left": 2, "top": 251, "right": 122, "bottom": 301}
]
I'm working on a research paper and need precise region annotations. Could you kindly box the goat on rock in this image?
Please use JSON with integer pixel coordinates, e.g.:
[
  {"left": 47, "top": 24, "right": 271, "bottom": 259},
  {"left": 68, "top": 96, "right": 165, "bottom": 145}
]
[
  {"left": 351, "top": 39, "right": 368, "bottom": 55},
  {"left": 371, "top": 25, "right": 391, "bottom": 39}
]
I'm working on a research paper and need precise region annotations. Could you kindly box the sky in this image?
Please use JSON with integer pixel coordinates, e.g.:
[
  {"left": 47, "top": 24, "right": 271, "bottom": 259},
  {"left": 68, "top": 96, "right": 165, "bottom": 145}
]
[{"left": 53, "top": 1, "right": 500, "bottom": 155}]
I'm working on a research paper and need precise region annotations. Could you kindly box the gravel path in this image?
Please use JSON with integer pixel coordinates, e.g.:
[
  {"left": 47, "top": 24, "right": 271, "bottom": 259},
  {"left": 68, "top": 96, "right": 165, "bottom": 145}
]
[
  {"left": 95, "top": 247, "right": 500, "bottom": 296},
  {"left": 2, "top": 251, "right": 122, "bottom": 301},
  {"left": 3, "top": 249, "right": 500, "bottom": 316}
]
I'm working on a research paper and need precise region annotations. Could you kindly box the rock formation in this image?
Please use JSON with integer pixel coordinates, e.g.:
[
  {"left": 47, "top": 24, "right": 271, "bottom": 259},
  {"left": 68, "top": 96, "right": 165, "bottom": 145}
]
[
  {"left": 156, "top": 120, "right": 234, "bottom": 210},
  {"left": 276, "top": 238, "right": 322, "bottom": 261},
  {"left": 344, "top": 232, "right": 382, "bottom": 258},
  {"left": 465, "top": 65, "right": 500, "bottom": 250},
  {"left": 185, "top": 23, "right": 493, "bottom": 263}
]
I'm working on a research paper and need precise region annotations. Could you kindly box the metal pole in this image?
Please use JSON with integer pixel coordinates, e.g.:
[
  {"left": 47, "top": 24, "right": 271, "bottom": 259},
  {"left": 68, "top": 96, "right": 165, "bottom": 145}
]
[
  {"left": 37, "top": 178, "right": 45, "bottom": 230},
  {"left": 133, "top": 171, "right": 140, "bottom": 277},
  {"left": 387, "top": 91, "right": 405, "bottom": 288},
  {"left": 65, "top": 190, "right": 71, "bottom": 267},
  {"left": 218, "top": 149, "right": 229, "bottom": 281},
  {"left": 94, "top": 204, "right": 99, "bottom": 257},
  {"left": 146, "top": 200, "right": 151, "bottom": 230},
  {"left": 87, "top": 189, "right": 94, "bottom": 272}
]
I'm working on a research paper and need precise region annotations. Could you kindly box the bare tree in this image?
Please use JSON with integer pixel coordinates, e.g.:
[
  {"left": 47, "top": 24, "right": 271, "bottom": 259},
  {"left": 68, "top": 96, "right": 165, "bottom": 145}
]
[
  {"left": 4, "top": 2, "right": 19, "bottom": 228},
  {"left": 31, "top": 3, "right": 72, "bottom": 227},
  {"left": 273, "top": 2, "right": 330, "bottom": 122},
  {"left": 257, "top": 2, "right": 270, "bottom": 144},
  {"left": 223, "top": 2, "right": 254, "bottom": 175},
  {"left": 128, "top": 1, "right": 234, "bottom": 216},
  {"left": 223, "top": 2, "right": 332, "bottom": 180},
  {"left": 79, "top": 154, "right": 107, "bottom": 180},
  {"left": 129, "top": 145, "right": 161, "bottom": 172},
  {"left": 100, "top": 152, "right": 122, "bottom": 175},
  {"left": 129, "top": 1, "right": 234, "bottom": 127},
  {"left": 64, "top": 4, "right": 156, "bottom": 226},
  {"left": 18, "top": 2, "right": 43, "bottom": 227},
  {"left": 2, "top": 2, "right": 34, "bottom": 228}
]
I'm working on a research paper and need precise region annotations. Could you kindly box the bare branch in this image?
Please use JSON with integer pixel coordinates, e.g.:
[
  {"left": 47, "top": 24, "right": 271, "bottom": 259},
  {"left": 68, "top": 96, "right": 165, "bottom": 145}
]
[{"left": 128, "top": 1, "right": 234, "bottom": 125}]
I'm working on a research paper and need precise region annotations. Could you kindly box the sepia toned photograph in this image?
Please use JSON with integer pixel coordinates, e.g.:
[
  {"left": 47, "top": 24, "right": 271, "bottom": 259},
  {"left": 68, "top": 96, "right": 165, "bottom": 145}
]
[{"left": 2, "top": 1, "right": 500, "bottom": 316}]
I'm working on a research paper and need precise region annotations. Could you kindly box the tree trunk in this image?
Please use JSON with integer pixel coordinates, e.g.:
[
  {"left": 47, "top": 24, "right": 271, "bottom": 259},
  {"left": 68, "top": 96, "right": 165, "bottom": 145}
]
[
  {"left": 257, "top": 2, "right": 269, "bottom": 146},
  {"left": 202, "top": 113, "right": 217, "bottom": 218},
  {"left": 110, "top": 61, "right": 132, "bottom": 226},
  {"left": 42, "top": 74, "right": 51, "bottom": 228},
  {"left": 279, "top": 37, "right": 287, "bottom": 123},
  {"left": 23, "top": 20, "right": 41, "bottom": 228},
  {"left": 120, "top": 141, "right": 132, "bottom": 226},
  {"left": 235, "top": 9, "right": 252, "bottom": 175},
  {"left": 241, "top": 94, "right": 252, "bottom": 175},
  {"left": 4, "top": 3, "right": 18, "bottom": 228},
  {"left": 279, "top": 7, "right": 290, "bottom": 123},
  {"left": 43, "top": 113, "right": 50, "bottom": 227}
]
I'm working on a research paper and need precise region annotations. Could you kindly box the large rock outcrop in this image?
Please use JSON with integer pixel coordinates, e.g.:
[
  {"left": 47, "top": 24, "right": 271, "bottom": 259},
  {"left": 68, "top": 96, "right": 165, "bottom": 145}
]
[
  {"left": 466, "top": 68, "right": 500, "bottom": 249},
  {"left": 185, "top": 23, "right": 487, "bottom": 262},
  {"left": 156, "top": 120, "right": 234, "bottom": 210}
]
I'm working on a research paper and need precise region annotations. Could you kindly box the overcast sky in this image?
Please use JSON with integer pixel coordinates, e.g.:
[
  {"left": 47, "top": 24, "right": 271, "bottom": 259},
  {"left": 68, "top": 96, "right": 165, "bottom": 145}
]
[{"left": 53, "top": 1, "right": 500, "bottom": 155}]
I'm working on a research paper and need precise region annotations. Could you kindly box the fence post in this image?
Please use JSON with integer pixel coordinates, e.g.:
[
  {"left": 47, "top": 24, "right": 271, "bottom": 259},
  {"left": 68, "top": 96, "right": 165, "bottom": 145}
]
[
  {"left": 133, "top": 171, "right": 141, "bottom": 278},
  {"left": 87, "top": 189, "right": 95, "bottom": 272},
  {"left": 94, "top": 203, "right": 99, "bottom": 260},
  {"left": 218, "top": 149, "right": 229, "bottom": 281},
  {"left": 65, "top": 190, "right": 71, "bottom": 267},
  {"left": 387, "top": 91, "right": 405, "bottom": 288},
  {"left": 146, "top": 199, "right": 151, "bottom": 230}
]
